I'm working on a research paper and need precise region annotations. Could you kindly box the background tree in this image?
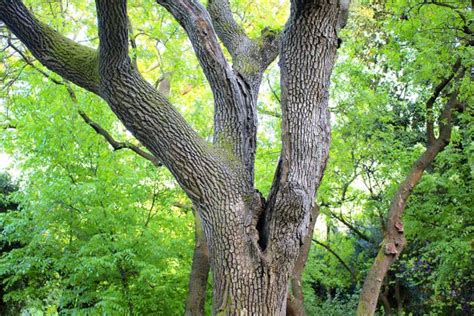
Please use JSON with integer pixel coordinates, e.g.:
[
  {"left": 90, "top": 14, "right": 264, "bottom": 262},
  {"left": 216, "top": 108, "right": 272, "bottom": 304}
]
[{"left": 300, "top": 1, "right": 473, "bottom": 315}]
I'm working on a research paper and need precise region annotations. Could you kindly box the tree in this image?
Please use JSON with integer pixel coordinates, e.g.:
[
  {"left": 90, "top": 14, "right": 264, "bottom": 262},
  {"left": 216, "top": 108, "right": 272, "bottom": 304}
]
[
  {"left": 299, "top": 1, "right": 473, "bottom": 314},
  {"left": 0, "top": 172, "right": 22, "bottom": 315},
  {"left": 355, "top": 1, "right": 472, "bottom": 313},
  {"left": 0, "top": 0, "right": 349, "bottom": 314}
]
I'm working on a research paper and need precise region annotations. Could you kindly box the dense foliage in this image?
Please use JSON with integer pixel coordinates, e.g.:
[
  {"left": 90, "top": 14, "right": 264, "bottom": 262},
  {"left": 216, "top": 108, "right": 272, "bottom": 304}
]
[{"left": 0, "top": 0, "right": 472, "bottom": 315}]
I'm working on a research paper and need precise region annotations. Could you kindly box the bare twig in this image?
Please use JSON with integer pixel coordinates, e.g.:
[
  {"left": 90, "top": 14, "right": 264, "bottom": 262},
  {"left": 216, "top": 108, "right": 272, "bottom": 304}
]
[
  {"left": 313, "top": 239, "right": 357, "bottom": 280},
  {"left": 78, "top": 111, "right": 162, "bottom": 167}
]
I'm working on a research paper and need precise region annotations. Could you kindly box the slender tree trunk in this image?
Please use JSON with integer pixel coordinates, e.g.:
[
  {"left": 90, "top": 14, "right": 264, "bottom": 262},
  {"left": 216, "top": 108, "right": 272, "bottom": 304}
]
[
  {"left": 357, "top": 90, "right": 461, "bottom": 316},
  {"left": 185, "top": 211, "right": 210, "bottom": 316},
  {"left": 286, "top": 205, "right": 320, "bottom": 316},
  {"left": 357, "top": 141, "right": 448, "bottom": 316}
]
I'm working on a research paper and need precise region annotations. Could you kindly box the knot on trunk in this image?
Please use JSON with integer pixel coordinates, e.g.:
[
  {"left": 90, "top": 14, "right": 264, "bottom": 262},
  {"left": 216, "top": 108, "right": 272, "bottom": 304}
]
[
  {"left": 384, "top": 242, "right": 398, "bottom": 256},
  {"left": 243, "top": 190, "right": 265, "bottom": 228},
  {"left": 275, "top": 182, "right": 311, "bottom": 224},
  {"left": 394, "top": 221, "right": 404, "bottom": 233}
]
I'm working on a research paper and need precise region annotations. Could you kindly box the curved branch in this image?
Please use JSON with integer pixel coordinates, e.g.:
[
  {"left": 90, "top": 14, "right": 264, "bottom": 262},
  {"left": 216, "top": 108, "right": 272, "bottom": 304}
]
[
  {"left": 0, "top": 0, "right": 100, "bottom": 93},
  {"left": 78, "top": 111, "right": 162, "bottom": 167},
  {"left": 327, "top": 210, "right": 371, "bottom": 242},
  {"left": 312, "top": 239, "right": 356, "bottom": 280},
  {"left": 358, "top": 79, "right": 466, "bottom": 315}
]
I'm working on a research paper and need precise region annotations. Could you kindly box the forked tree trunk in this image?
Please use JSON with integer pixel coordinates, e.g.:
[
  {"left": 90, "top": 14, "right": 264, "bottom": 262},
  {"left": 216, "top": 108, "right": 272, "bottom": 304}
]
[{"left": 0, "top": 0, "right": 348, "bottom": 314}]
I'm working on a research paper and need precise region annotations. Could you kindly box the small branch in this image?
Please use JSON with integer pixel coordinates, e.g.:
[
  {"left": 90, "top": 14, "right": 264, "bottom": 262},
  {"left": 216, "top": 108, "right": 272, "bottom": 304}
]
[
  {"left": 327, "top": 210, "right": 372, "bottom": 242},
  {"left": 266, "top": 74, "right": 281, "bottom": 103},
  {"left": 7, "top": 39, "right": 63, "bottom": 85},
  {"left": 437, "top": 67, "right": 466, "bottom": 144},
  {"left": 312, "top": 239, "right": 356, "bottom": 280},
  {"left": 426, "top": 59, "right": 461, "bottom": 145},
  {"left": 423, "top": 1, "right": 469, "bottom": 26},
  {"left": 78, "top": 111, "right": 162, "bottom": 167},
  {"left": 1, "top": 123, "right": 16, "bottom": 129},
  {"left": 257, "top": 105, "right": 281, "bottom": 118},
  {"left": 6, "top": 38, "right": 161, "bottom": 168}
]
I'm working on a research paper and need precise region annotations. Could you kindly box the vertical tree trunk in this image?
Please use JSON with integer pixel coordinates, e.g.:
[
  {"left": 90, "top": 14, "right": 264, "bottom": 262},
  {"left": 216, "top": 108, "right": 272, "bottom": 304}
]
[
  {"left": 286, "top": 205, "right": 320, "bottom": 316},
  {"left": 185, "top": 211, "right": 210, "bottom": 316},
  {"left": 0, "top": 1, "right": 349, "bottom": 314}
]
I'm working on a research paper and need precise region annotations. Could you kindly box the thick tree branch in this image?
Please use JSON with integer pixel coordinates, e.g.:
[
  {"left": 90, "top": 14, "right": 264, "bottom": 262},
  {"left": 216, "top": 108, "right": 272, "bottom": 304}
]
[
  {"left": 207, "top": 0, "right": 249, "bottom": 58},
  {"left": 156, "top": 0, "right": 259, "bottom": 184},
  {"left": 207, "top": 0, "right": 280, "bottom": 85},
  {"left": 95, "top": 0, "right": 132, "bottom": 76},
  {"left": 0, "top": 0, "right": 99, "bottom": 93},
  {"left": 155, "top": 0, "right": 237, "bottom": 99},
  {"left": 2, "top": 0, "right": 241, "bottom": 207},
  {"left": 264, "top": 0, "right": 342, "bottom": 264},
  {"left": 78, "top": 111, "right": 162, "bottom": 167}
]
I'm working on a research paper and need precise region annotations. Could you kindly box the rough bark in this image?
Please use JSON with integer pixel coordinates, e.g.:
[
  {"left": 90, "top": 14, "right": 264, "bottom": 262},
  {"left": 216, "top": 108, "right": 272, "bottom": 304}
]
[
  {"left": 185, "top": 211, "right": 210, "bottom": 316},
  {"left": 357, "top": 76, "right": 464, "bottom": 315},
  {"left": 0, "top": 0, "right": 347, "bottom": 314},
  {"left": 0, "top": 0, "right": 99, "bottom": 93},
  {"left": 262, "top": 0, "right": 340, "bottom": 266},
  {"left": 157, "top": 0, "right": 263, "bottom": 184}
]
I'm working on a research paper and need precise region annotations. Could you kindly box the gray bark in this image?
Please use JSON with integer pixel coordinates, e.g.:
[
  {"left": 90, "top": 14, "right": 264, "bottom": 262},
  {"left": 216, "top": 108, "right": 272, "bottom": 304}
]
[
  {"left": 185, "top": 211, "right": 210, "bottom": 316},
  {"left": 0, "top": 0, "right": 348, "bottom": 314}
]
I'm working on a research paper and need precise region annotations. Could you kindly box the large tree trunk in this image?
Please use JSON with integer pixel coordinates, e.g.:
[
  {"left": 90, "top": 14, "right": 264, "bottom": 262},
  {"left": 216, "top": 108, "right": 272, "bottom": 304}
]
[{"left": 0, "top": 0, "right": 348, "bottom": 314}]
